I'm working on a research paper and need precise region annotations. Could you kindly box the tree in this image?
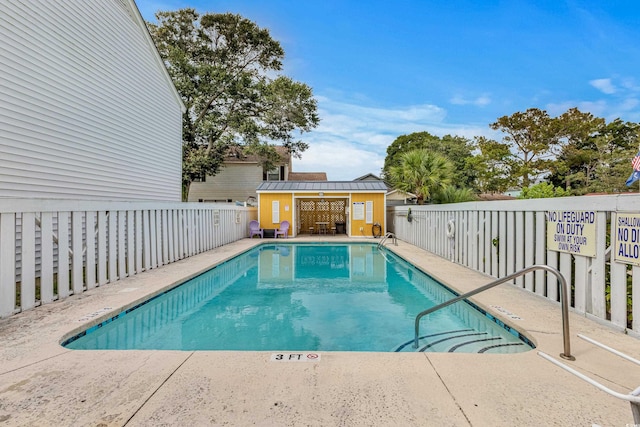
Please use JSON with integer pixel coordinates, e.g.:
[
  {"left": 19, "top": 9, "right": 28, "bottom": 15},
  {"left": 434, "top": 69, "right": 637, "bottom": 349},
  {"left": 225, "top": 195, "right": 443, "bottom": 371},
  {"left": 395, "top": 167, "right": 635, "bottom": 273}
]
[
  {"left": 548, "top": 108, "right": 604, "bottom": 192},
  {"left": 518, "top": 182, "right": 569, "bottom": 199},
  {"left": 388, "top": 149, "right": 453, "bottom": 204},
  {"left": 383, "top": 132, "right": 438, "bottom": 173},
  {"left": 148, "top": 9, "right": 319, "bottom": 199},
  {"left": 490, "top": 108, "right": 562, "bottom": 187},
  {"left": 431, "top": 185, "right": 477, "bottom": 204},
  {"left": 589, "top": 119, "right": 639, "bottom": 193},
  {"left": 382, "top": 132, "right": 476, "bottom": 189},
  {"left": 468, "top": 136, "right": 514, "bottom": 193},
  {"left": 549, "top": 110, "right": 639, "bottom": 194}
]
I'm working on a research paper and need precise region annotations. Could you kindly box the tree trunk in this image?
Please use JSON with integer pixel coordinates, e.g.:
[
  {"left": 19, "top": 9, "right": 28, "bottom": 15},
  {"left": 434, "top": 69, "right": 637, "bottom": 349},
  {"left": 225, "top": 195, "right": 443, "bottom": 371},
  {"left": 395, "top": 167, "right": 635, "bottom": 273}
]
[{"left": 182, "top": 181, "right": 191, "bottom": 202}]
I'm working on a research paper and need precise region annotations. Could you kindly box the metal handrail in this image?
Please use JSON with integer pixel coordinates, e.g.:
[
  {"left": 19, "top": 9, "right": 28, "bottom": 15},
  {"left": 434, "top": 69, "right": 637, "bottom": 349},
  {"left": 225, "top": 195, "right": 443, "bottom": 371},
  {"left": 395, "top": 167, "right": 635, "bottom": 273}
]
[
  {"left": 413, "top": 264, "right": 574, "bottom": 360},
  {"left": 538, "top": 334, "right": 640, "bottom": 423},
  {"left": 377, "top": 232, "right": 397, "bottom": 248}
]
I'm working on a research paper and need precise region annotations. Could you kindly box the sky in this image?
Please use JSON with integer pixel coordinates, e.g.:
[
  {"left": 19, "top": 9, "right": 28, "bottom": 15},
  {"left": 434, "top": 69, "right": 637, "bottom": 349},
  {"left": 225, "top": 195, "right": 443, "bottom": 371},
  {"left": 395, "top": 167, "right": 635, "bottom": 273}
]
[{"left": 136, "top": 0, "right": 640, "bottom": 181}]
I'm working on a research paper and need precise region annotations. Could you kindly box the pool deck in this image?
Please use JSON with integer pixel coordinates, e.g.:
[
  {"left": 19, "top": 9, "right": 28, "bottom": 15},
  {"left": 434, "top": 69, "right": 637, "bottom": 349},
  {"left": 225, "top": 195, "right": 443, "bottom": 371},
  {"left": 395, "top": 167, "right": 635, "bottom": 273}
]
[{"left": 1, "top": 236, "right": 639, "bottom": 426}]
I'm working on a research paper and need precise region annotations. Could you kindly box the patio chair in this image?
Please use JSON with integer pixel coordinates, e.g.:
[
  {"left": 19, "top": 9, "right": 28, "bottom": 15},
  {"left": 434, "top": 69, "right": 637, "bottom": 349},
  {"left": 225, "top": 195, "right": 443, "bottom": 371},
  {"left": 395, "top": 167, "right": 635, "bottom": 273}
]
[
  {"left": 249, "top": 220, "right": 263, "bottom": 238},
  {"left": 274, "top": 220, "right": 290, "bottom": 239}
]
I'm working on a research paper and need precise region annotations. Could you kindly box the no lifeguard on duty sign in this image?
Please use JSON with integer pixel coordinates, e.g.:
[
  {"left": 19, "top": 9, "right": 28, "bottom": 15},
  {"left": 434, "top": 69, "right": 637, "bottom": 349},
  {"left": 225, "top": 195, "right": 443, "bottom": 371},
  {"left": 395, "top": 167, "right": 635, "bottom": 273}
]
[{"left": 546, "top": 210, "right": 596, "bottom": 257}]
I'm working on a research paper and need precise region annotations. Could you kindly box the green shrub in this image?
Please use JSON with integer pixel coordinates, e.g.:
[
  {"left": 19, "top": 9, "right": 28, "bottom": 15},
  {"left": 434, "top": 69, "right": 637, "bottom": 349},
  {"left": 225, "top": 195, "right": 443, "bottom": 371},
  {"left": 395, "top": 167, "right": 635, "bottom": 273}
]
[{"left": 518, "top": 182, "right": 569, "bottom": 199}]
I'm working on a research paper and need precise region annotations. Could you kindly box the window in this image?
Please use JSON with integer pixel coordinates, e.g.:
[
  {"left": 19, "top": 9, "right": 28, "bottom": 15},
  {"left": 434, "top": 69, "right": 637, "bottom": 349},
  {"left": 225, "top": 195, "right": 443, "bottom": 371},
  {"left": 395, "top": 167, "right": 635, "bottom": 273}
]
[
  {"left": 366, "top": 201, "right": 373, "bottom": 224},
  {"left": 264, "top": 166, "right": 285, "bottom": 181},
  {"left": 192, "top": 173, "right": 206, "bottom": 182},
  {"left": 272, "top": 201, "right": 280, "bottom": 224}
]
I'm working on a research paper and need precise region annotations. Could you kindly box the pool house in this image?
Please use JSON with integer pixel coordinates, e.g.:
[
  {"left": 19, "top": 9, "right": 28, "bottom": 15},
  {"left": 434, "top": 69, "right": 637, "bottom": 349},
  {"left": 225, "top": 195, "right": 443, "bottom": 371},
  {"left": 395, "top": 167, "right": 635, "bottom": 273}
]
[{"left": 255, "top": 181, "right": 388, "bottom": 237}]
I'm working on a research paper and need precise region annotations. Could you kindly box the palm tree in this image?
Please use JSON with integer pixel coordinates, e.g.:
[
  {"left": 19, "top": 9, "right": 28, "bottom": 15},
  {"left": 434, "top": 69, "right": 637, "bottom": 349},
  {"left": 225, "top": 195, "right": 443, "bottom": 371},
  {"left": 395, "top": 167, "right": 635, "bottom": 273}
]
[
  {"left": 431, "top": 185, "right": 477, "bottom": 204},
  {"left": 389, "top": 149, "right": 454, "bottom": 204}
]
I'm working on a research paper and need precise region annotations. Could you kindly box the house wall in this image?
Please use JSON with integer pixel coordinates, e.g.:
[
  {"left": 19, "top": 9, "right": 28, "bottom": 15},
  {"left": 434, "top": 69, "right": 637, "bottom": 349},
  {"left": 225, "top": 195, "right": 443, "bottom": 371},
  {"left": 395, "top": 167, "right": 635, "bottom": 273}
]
[
  {"left": 258, "top": 192, "right": 294, "bottom": 231},
  {"left": 257, "top": 191, "right": 386, "bottom": 237},
  {"left": 386, "top": 193, "right": 404, "bottom": 201},
  {"left": 0, "top": 0, "right": 183, "bottom": 201},
  {"left": 349, "top": 193, "right": 386, "bottom": 237},
  {"left": 188, "top": 160, "right": 292, "bottom": 203},
  {"left": 188, "top": 163, "right": 264, "bottom": 203},
  {"left": 386, "top": 191, "right": 417, "bottom": 206}
]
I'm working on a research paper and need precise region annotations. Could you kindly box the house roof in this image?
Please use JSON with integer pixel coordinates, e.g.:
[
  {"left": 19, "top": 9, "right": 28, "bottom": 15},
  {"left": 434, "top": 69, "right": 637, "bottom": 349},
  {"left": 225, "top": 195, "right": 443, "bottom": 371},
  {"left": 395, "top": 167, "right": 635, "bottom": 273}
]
[
  {"left": 386, "top": 189, "right": 417, "bottom": 198},
  {"left": 477, "top": 193, "right": 516, "bottom": 201},
  {"left": 288, "top": 172, "right": 327, "bottom": 181},
  {"left": 353, "top": 173, "right": 382, "bottom": 181},
  {"left": 352, "top": 172, "right": 391, "bottom": 188},
  {"left": 256, "top": 181, "right": 388, "bottom": 192}
]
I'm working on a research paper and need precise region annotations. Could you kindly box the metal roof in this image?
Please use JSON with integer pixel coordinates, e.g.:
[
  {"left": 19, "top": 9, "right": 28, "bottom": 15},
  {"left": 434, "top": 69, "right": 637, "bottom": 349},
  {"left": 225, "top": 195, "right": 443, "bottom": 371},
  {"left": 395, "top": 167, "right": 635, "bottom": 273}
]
[{"left": 256, "top": 181, "right": 388, "bottom": 192}]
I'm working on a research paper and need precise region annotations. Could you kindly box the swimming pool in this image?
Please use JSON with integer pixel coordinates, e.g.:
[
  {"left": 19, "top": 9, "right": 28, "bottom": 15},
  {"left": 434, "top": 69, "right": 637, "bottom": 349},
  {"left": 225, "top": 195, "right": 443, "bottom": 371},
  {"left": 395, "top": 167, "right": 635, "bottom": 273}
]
[{"left": 63, "top": 243, "right": 534, "bottom": 353}]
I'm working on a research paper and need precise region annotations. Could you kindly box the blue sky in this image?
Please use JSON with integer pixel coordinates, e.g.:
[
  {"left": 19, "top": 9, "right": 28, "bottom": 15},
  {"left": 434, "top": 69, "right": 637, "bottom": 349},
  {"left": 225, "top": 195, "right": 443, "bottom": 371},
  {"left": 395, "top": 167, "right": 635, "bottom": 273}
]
[{"left": 137, "top": 0, "right": 640, "bottom": 180}]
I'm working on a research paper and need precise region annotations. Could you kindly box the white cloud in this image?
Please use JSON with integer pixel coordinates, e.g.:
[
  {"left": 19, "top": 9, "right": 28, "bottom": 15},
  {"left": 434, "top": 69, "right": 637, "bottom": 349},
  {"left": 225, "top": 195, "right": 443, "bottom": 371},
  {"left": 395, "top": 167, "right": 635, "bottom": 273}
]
[
  {"left": 619, "top": 97, "right": 639, "bottom": 111},
  {"left": 546, "top": 97, "right": 640, "bottom": 123},
  {"left": 620, "top": 78, "right": 640, "bottom": 92},
  {"left": 545, "top": 76, "right": 640, "bottom": 121},
  {"left": 589, "top": 78, "right": 617, "bottom": 94},
  {"left": 450, "top": 94, "right": 492, "bottom": 106},
  {"left": 292, "top": 143, "right": 384, "bottom": 180},
  {"left": 292, "top": 96, "right": 496, "bottom": 180},
  {"left": 546, "top": 100, "right": 608, "bottom": 118}
]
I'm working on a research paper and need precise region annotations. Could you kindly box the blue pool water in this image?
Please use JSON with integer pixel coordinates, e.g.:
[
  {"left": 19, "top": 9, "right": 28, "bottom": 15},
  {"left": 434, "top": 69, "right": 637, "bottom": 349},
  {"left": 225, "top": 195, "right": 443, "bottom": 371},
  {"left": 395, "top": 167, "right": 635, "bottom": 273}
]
[{"left": 63, "top": 243, "right": 534, "bottom": 353}]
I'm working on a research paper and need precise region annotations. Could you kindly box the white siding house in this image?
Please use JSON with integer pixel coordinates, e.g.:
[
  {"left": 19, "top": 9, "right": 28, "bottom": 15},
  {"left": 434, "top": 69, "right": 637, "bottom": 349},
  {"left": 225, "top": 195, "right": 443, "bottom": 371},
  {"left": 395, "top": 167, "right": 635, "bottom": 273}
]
[
  {"left": 188, "top": 162, "right": 267, "bottom": 203},
  {"left": 188, "top": 146, "right": 292, "bottom": 204},
  {"left": 0, "top": 0, "right": 184, "bottom": 200}
]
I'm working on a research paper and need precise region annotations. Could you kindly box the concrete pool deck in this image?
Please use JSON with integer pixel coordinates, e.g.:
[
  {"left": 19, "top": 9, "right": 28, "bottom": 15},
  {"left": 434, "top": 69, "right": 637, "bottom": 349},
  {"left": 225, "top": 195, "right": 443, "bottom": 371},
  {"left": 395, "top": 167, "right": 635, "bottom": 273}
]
[{"left": 1, "top": 237, "right": 639, "bottom": 426}]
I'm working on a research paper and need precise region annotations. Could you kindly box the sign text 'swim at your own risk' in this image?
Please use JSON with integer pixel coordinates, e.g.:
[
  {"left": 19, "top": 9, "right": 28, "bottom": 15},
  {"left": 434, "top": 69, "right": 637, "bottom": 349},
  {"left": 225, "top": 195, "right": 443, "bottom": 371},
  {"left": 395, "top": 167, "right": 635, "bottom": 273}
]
[{"left": 546, "top": 211, "right": 596, "bottom": 257}]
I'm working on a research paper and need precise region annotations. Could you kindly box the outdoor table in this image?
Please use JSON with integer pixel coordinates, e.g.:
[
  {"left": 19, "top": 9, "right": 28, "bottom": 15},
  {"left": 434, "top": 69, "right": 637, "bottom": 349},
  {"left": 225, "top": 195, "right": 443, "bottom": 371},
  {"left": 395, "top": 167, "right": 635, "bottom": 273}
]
[{"left": 315, "top": 222, "right": 329, "bottom": 234}]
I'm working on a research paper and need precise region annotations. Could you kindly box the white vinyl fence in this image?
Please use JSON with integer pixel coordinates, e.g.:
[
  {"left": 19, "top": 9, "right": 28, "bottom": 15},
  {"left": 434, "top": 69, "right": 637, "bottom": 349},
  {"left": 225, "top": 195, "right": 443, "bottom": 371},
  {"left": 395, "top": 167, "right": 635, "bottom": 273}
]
[
  {"left": 387, "top": 194, "right": 640, "bottom": 335},
  {"left": 0, "top": 199, "right": 257, "bottom": 318}
]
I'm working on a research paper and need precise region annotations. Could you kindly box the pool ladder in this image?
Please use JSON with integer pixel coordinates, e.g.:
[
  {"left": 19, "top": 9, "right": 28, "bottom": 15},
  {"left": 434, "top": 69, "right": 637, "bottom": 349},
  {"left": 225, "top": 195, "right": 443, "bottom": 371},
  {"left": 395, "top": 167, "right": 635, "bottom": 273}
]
[
  {"left": 377, "top": 232, "right": 397, "bottom": 248},
  {"left": 413, "top": 264, "right": 574, "bottom": 360}
]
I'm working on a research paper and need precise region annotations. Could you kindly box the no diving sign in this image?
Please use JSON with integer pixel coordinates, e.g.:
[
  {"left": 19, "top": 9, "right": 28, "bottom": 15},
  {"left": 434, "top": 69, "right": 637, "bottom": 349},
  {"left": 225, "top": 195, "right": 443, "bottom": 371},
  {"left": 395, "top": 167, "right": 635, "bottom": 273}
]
[
  {"left": 270, "top": 353, "right": 321, "bottom": 362},
  {"left": 614, "top": 212, "right": 640, "bottom": 265}
]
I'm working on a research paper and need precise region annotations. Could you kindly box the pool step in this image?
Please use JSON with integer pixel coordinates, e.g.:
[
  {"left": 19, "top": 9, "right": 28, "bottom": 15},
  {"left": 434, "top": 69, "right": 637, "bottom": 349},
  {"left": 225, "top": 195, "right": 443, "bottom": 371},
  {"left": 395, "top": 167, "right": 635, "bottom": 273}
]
[{"left": 394, "top": 329, "right": 527, "bottom": 354}]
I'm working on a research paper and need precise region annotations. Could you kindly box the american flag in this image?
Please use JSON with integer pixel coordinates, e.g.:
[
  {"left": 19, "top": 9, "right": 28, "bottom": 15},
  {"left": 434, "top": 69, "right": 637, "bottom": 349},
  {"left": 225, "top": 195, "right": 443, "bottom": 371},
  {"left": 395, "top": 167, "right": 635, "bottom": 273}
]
[
  {"left": 627, "top": 152, "right": 640, "bottom": 186},
  {"left": 632, "top": 152, "right": 640, "bottom": 171}
]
